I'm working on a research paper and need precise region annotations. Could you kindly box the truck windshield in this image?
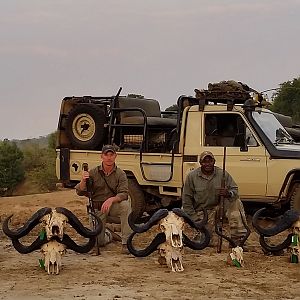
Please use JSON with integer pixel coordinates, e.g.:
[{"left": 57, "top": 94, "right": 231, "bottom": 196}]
[{"left": 252, "top": 111, "right": 294, "bottom": 145}]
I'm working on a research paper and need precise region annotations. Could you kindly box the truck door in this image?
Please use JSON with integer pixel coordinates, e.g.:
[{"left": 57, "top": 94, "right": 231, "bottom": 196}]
[{"left": 202, "top": 112, "right": 268, "bottom": 198}]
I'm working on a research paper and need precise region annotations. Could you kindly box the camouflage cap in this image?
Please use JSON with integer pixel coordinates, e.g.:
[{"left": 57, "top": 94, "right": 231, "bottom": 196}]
[
  {"left": 199, "top": 151, "right": 215, "bottom": 162},
  {"left": 102, "top": 144, "right": 117, "bottom": 154}
]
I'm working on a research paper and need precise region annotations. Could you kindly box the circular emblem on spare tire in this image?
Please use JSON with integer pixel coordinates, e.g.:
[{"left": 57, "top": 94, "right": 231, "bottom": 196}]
[
  {"left": 65, "top": 104, "right": 105, "bottom": 150},
  {"left": 72, "top": 113, "right": 96, "bottom": 141}
]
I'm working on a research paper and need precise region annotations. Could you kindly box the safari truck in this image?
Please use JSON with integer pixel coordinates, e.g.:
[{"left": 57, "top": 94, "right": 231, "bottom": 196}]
[{"left": 55, "top": 82, "right": 300, "bottom": 216}]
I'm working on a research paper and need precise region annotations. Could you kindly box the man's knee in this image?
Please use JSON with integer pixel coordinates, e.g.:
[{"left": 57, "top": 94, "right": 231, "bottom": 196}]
[{"left": 119, "top": 200, "right": 131, "bottom": 215}]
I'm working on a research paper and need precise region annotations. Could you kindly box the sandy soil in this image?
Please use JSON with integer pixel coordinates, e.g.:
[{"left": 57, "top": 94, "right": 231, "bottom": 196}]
[{"left": 0, "top": 189, "right": 299, "bottom": 300}]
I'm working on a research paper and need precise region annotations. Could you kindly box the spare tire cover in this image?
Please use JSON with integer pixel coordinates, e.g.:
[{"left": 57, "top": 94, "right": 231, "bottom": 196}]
[{"left": 66, "top": 104, "right": 105, "bottom": 150}]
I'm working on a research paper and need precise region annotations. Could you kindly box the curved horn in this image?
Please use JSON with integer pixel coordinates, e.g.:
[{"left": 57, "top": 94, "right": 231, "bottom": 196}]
[
  {"left": 11, "top": 236, "right": 48, "bottom": 254},
  {"left": 60, "top": 234, "right": 96, "bottom": 253},
  {"left": 2, "top": 207, "right": 52, "bottom": 239},
  {"left": 172, "top": 207, "right": 208, "bottom": 230},
  {"left": 252, "top": 208, "right": 299, "bottom": 237},
  {"left": 259, "top": 233, "right": 293, "bottom": 253},
  {"left": 215, "top": 210, "right": 251, "bottom": 247},
  {"left": 127, "top": 232, "right": 166, "bottom": 257},
  {"left": 183, "top": 228, "right": 211, "bottom": 250},
  {"left": 128, "top": 209, "right": 169, "bottom": 233},
  {"left": 55, "top": 207, "right": 102, "bottom": 237}
]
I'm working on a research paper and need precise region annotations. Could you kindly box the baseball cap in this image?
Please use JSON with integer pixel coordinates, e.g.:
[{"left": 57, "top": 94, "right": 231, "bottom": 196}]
[
  {"left": 102, "top": 144, "right": 117, "bottom": 154},
  {"left": 199, "top": 151, "right": 215, "bottom": 162}
]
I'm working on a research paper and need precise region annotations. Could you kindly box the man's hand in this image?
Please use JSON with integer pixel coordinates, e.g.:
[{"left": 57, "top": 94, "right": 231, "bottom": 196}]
[
  {"left": 82, "top": 171, "right": 90, "bottom": 182},
  {"left": 79, "top": 171, "right": 90, "bottom": 191},
  {"left": 218, "top": 187, "right": 231, "bottom": 198},
  {"left": 101, "top": 197, "right": 115, "bottom": 214}
]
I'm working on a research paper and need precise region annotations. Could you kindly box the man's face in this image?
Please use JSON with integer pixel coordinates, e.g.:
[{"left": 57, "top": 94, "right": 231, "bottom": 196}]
[
  {"left": 200, "top": 156, "right": 215, "bottom": 174},
  {"left": 101, "top": 151, "right": 117, "bottom": 167}
]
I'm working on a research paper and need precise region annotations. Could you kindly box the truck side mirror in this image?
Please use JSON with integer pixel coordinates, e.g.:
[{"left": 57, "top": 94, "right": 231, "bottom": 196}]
[
  {"left": 234, "top": 134, "right": 249, "bottom": 152},
  {"left": 240, "top": 136, "right": 249, "bottom": 152}
]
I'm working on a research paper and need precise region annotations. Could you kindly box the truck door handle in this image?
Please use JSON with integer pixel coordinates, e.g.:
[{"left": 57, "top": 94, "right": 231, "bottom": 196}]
[{"left": 240, "top": 158, "right": 261, "bottom": 162}]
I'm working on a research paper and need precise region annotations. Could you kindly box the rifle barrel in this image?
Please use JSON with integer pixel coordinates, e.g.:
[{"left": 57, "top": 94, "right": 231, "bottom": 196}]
[
  {"left": 82, "top": 163, "right": 100, "bottom": 255},
  {"left": 217, "top": 147, "right": 226, "bottom": 253}
]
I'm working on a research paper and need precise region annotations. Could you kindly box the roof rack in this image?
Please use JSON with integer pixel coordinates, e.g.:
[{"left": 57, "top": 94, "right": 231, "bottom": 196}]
[{"left": 194, "top": 89, "right": 250, "bottom": 105}]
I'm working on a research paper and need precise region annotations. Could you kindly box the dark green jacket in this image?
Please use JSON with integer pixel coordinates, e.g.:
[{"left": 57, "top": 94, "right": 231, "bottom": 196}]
[
  {"left": 75, "top": 164, "right": 128, "bottom": 203},
  {"left": 182, "top": 166, "right": 238, "bottom": 221}
]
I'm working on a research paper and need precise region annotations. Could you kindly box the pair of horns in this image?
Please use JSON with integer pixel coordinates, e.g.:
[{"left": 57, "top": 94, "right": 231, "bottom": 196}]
[
  {"left": 128, "top": 207, "right": 208, "bottom": 233},
  {"left": 127, "top": 208, "right": 210, "bottom": 257},
  {"left": 252, "top": 208, "right": 299, "bottom": 253},
  {"left": 215, "top": 209, "right": 251, "bottom": 248},
  {"left": 2, "top": 207, "right": 102, "bottom": 254}
]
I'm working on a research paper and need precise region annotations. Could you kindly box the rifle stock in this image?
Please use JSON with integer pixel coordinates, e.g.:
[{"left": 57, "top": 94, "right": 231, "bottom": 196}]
[
  {"left": 83, "top": 163, "right": 100, "bottom": 255},
  {"left": 217, "top": 147, "right": 226, "bottom": 253}
]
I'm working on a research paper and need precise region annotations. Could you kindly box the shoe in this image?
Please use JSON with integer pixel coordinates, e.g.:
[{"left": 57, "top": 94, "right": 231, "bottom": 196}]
[{"left": 121, "top": 244, "right": 130, "bottom": 255}]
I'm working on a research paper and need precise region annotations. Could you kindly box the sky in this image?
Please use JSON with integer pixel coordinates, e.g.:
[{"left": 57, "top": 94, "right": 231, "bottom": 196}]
[{"left": 1, "top": 0, "right": 300, "bottom": 140}]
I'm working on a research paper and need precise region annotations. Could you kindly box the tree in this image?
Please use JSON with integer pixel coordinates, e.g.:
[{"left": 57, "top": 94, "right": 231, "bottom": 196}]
[
  {"left": 271, "top": 77, "right": 300, "bottom": 123},
  {"left": 163, "top": 104, "right": 178, "bottom": 119},
  {"left": 22, "top": 140, "right": 57, "bottom": 192},
  {"left": 0, "top": 139, "right": 24, "bottom": 194},
  {"left": 48, "top": 131, "right": 57, "bottom": 150}
]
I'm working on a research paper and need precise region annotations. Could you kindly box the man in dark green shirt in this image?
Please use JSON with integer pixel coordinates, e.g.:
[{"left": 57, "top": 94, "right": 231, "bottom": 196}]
[
  {"left": 182, "top": 151, "right": 248, "bottom": 246},
  {"left": 76, "top": 145, "right": 132, "bottom": 254}
]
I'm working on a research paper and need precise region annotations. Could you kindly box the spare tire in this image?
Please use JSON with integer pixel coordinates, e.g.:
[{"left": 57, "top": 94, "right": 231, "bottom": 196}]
[{"left": 65, "top": 104, "right": 105, "bottom": 150}]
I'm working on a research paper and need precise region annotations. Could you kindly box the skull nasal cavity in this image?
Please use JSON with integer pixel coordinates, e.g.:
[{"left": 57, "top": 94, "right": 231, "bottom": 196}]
[{"left": 52, "top": 225, "right": 60, "bottom": 235}]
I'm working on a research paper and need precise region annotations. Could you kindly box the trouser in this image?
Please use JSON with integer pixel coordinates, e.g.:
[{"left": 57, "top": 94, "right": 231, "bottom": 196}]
[
  {"left": 93, "top": 199, "right": 132, "bottom": 246},
  {"left": 196, "top": 198, "right": 248, "bottom": 244}
]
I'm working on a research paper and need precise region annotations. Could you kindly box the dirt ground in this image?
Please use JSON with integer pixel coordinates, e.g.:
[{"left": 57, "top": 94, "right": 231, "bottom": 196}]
[{"left": 0, "top": 189, "right": 299, "bottom": 300}]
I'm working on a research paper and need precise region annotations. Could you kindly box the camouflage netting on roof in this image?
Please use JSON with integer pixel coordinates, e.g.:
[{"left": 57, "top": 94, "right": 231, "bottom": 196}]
[{"left": 195, "top": 80, "right": 253, "bottom": 102}]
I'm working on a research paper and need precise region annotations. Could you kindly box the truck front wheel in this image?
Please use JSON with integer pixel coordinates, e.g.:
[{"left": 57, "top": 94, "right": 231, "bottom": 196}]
[
  {"left": 290, "top": 182, "right": 300, "bottom": 213},
  {"left": 128, "top": 178, "right": 146, "bottom": 217}
]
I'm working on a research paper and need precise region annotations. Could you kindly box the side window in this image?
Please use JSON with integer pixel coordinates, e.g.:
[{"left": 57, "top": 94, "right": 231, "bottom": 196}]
[
  {"left": 204, "top": 113, "right": 258, "bottom": 147},
  {"left": 245, "top": 127, "right": 258, "bottom": 146}
]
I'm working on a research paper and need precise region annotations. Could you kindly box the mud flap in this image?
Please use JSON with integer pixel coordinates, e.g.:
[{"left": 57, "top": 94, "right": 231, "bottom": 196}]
[{"left": 60, "top": 148, "right": 70, "bottom": 181}]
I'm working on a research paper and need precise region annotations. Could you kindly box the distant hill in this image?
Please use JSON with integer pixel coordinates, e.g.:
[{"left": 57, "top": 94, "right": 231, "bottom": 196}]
[{"left": 12, "top": 135, "right": 50, "bottom": 149}]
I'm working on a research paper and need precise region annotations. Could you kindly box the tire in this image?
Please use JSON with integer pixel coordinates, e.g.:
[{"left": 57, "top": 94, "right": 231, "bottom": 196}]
[
  {"left": 128, "top": 178, "right": 146, "bottom": 217},
  {"left": 65, "top": 104, "right": 105, "bottom": 150},
  {"left": 290, "top": 182, "right": 300, "bottom": 213}
]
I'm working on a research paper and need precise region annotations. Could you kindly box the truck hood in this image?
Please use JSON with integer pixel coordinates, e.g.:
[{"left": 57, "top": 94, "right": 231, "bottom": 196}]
[{"left": 271, "top": 143, "right": 300, "bottom": 159}]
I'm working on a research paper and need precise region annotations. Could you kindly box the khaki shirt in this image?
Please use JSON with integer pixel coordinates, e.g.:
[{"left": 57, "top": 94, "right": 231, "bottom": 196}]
[
  {"left": 182, "top": 166, "right": 238, "bottom": 221},
  {"left": 75, "top": 164, "right": 128, "bottom": 203}
]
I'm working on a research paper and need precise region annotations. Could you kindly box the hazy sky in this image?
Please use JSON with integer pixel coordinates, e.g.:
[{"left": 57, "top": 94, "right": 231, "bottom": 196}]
[{"left": 1, "top": 0, "right": 300, "bottom": 140}]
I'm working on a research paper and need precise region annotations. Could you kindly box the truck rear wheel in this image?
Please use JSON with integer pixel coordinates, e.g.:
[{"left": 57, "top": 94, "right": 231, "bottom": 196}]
[
  {"left": 65, "top": 104, "right": 105, "bottom": 150},
  {"left": 128, "top": 178, "right": 146, "bottom": 217},
  {"left": 290, "top": 182, "right": 300, "bottom": 213}
]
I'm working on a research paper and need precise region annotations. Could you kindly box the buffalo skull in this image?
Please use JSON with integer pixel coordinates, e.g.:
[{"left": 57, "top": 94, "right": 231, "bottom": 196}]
[
  {"left": 127, "top": 208, "right": 210, "bottom": 272},
  {"left": 2, "top": 207, "right": 102, "bottom": 274}
]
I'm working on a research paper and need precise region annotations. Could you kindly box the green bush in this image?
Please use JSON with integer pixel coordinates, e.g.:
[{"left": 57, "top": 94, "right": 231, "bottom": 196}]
[
  {"left": 22, "top": 142, "right": 57, "bottom": 192},
  {"left": 0, "top": 139, "right": 25, "bottom": 195}
]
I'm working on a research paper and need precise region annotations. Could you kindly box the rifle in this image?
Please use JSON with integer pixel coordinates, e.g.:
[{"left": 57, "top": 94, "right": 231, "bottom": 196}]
[
  {"left": 83, "top": 163, "right": 100, "bottom": 255},
  {"left": 217, "top": 147, "right": 227, "bottom": 254}
]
